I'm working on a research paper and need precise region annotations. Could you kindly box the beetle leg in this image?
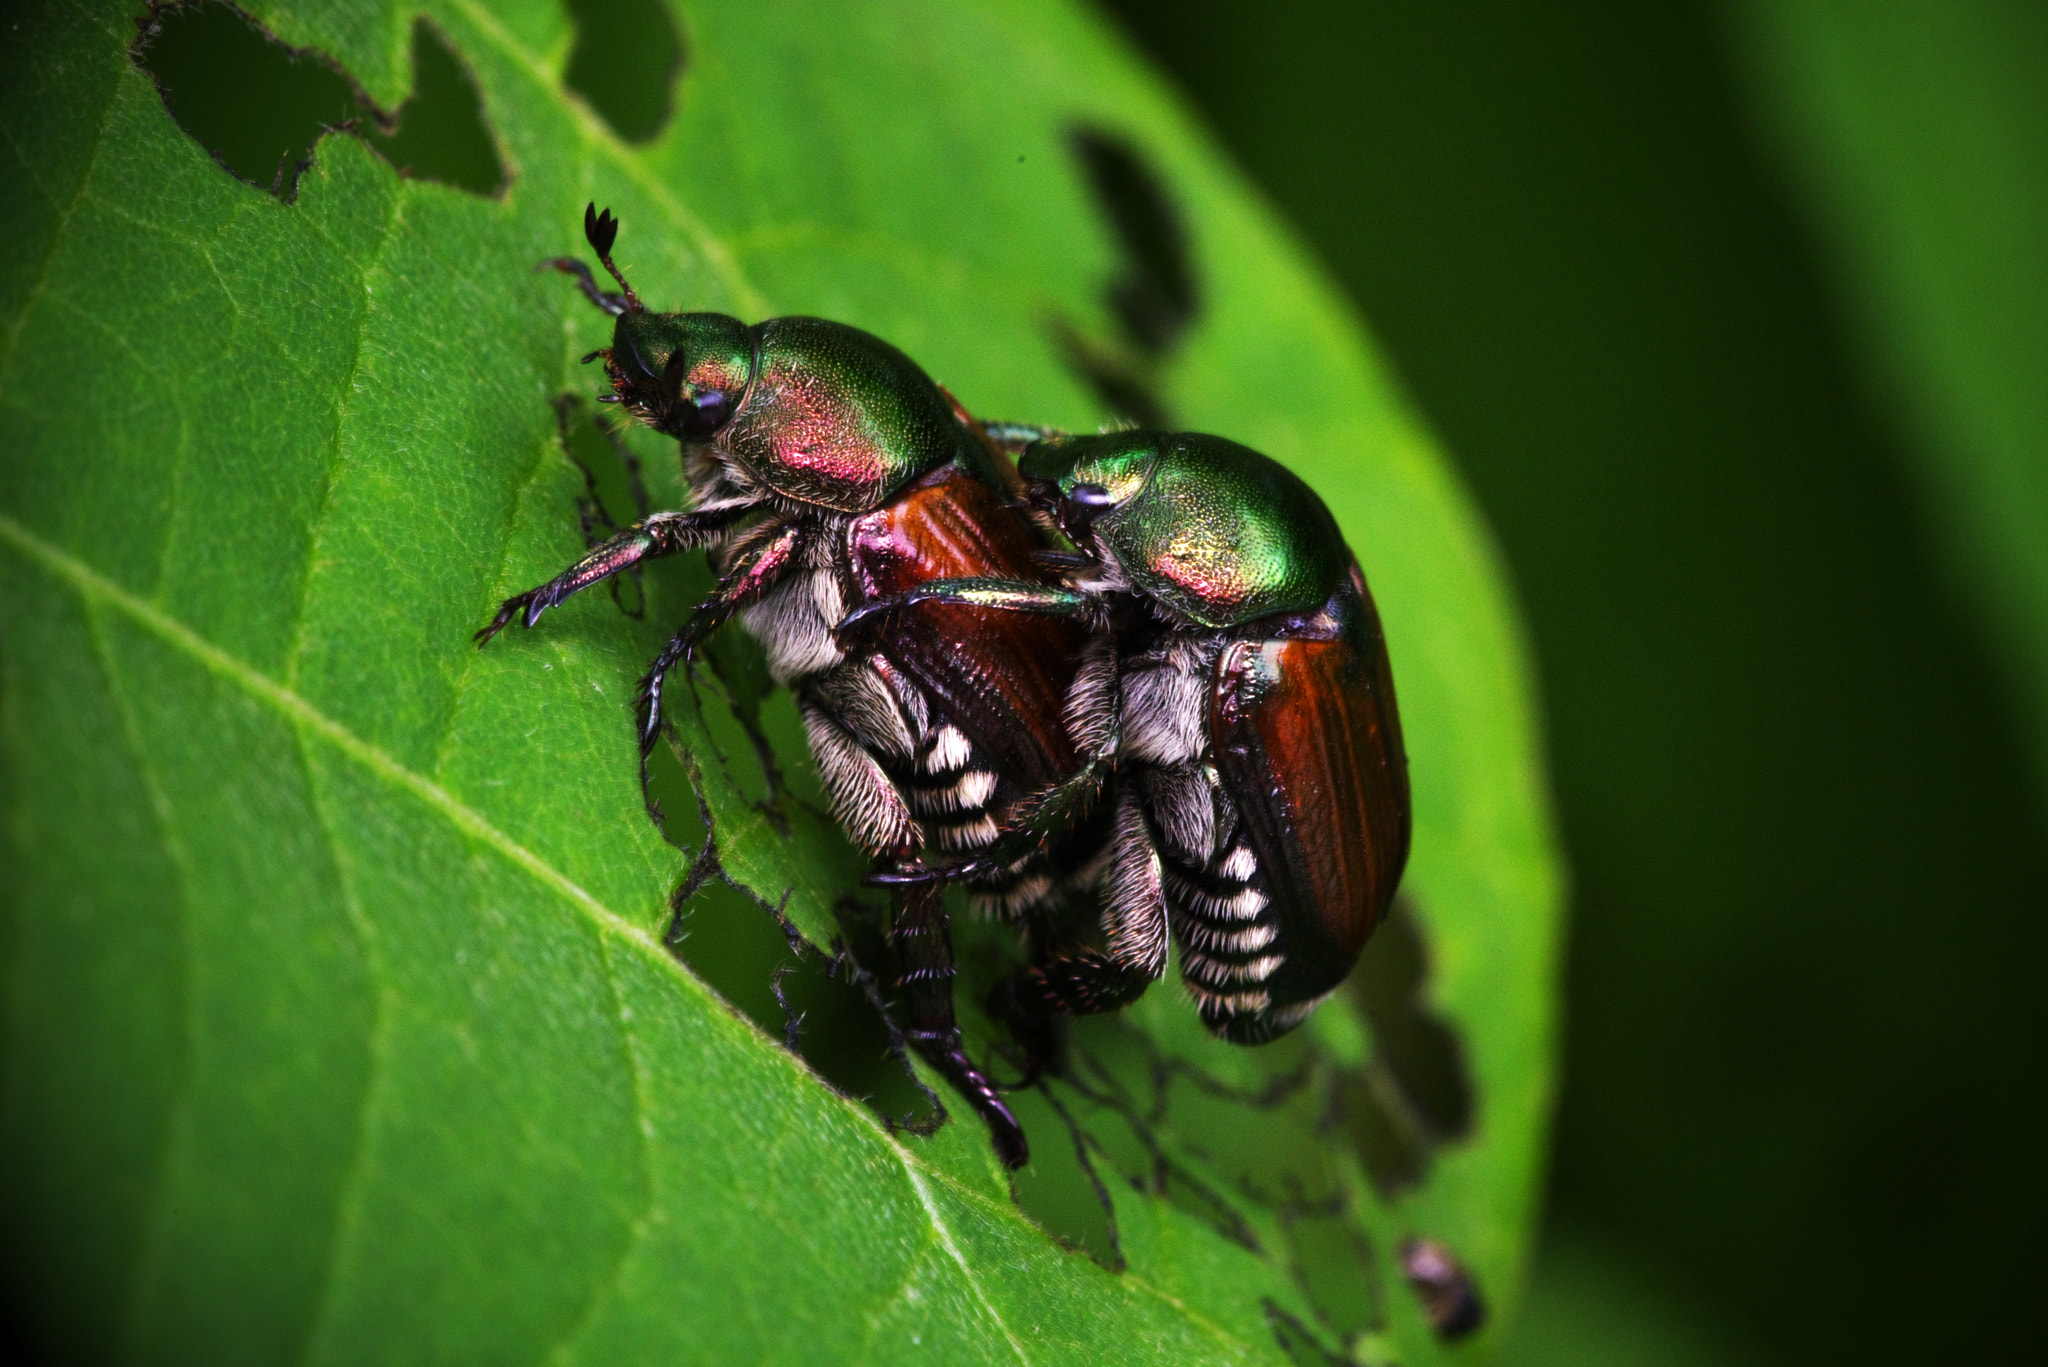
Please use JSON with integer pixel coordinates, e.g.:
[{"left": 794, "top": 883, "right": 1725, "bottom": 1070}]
[
  {"left": 975, "top": 420, "right": 1064, "bottom": 457},
  {"left": 475, "top": 504, "right": 750, "bottom": 645},
  {"left": 537, "top": 255, "right": 629, "bottom": 317},
  {"left": 873, "top": 632, "right": 1123, "bottom": 889},
  {"left": 831, "top": 582, "right": 1097, "bottom": 639},
  {"left": 798, "top": 697, "right": 918, "bottom": 857},
  {"left": 890, "top": 880, "right": 1030, "bottom": 1169},
  {"left": 992, "top": 786, "right": 1167, "bottom": 1076},
  {"left": 636, "top": 519, "right": 809, "bottom": 761},
  {"left": 834, "top": 576, "right": 1101, "bottom": 646}
]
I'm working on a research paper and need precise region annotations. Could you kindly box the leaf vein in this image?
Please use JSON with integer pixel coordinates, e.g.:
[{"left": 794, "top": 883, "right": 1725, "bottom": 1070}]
[
  {"left": 916, "top": 1164, "right": 1267, "bottom": 1358},
  {"left": 895, "top": 1166, "right": 1033, "bottom": 1365},
  {"left": 431, "top": 382, "right": 567, "bottom": 785},
  {"left": 0, "top": 512, "right": 1265, "bottom": 1362},
  {"left": 0, "top": 25, "right": 123, "bottom": 385},
  {"left": 850, "top": 1229, "right": 943, "bottom": 1365},
  {"left": 436, "top": 0, "right": 767, "bottom": 318}
]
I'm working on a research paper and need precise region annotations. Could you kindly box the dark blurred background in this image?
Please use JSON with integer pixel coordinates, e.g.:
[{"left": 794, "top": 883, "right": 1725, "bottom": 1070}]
[{"left": 1098, "top": 1, "right": 2048, "bottom": 1363}]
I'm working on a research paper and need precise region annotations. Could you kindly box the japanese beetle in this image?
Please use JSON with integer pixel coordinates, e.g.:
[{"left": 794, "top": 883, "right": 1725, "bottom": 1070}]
[
  {"left": 476, "top": 205, "right": 1095, "bottom": 1167},
  {"left": 839, "top": 430, "right": 1410, "bottom": 1046}
]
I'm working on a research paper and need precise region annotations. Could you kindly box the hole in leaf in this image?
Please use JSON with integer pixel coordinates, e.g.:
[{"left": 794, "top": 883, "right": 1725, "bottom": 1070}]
[
  {"left": 558, "top": 400, "right": 932, "bottom": 1129},
  {"left": 646, "top": 735, "right": 930, "bottom": 1124},
  {"left": 365, "top": 21, "right": 506, "bottom": 196},
  {"left": 554, "top": 396, "right": 651, "bottom": 617},
  {"left": 1344, "top": 896, "right": 1476, "bottom": 1195},
  {"left": 1070, "top": 125, "right": 1199, "bottom": 358},
  {"left": 1056, "top": 125, "right": 1201, "bottom": 427},
  {"left": 561, "top": 0, "right": 684, "bottom": 144},
  {"left": 1264, "top": 1301, "right": 1353, "bottom": 1367},
  {"left": 1006, "top": 1081, "right": 1125, "bottom": 1266},
  {"left": 136, "top": 0, "right": 358, "bottom": 196},
  {"left": 134, "top": 2, "right": 506, "bottom": 200},
  {"left": 667, "top": 878, "right": 929, "bottom": 1123}
]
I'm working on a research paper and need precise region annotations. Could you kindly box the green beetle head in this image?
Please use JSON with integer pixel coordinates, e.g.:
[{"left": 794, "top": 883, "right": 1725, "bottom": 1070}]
[
  {"left": 1021, "top": 430, "right": 1349, "bottom": 629},
  {"left": 557, "top": 204, "right": 754, "bottom": 442},
  {"left": 560, "top": 207, "right": 967, "bottom": 514},
  {"left": 1019, "top": 428, "right": 1160, "bottom": 537},
  {"left": 603, "top": 309, "right": 754, "bottom": 441}
]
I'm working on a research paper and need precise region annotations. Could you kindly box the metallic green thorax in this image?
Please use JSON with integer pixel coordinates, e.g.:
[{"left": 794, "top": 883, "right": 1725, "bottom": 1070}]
[
  {"left": 611, "top": 310, "right": 990, "bottom": 514},
  {"left": 1022, "top": 431, "right": 1348, "bottom": 628}
]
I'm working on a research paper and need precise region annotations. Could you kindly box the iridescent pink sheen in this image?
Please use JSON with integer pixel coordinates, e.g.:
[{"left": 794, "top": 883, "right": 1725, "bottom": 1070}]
[
  {"left": 1155, "top": 529, "right": 1257, "bottom": 609},
  {"left": 766, "top": 366, "right": 885, "bottom": 488}
]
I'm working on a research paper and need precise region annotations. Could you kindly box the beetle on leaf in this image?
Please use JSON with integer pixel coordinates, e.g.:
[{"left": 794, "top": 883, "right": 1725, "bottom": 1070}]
[
  {"left": 478, "top": 206, "right": 1105, "bottom": 1168},
  {"left": 840, "top": 430, "right": 1411, "bottom": 1057}
]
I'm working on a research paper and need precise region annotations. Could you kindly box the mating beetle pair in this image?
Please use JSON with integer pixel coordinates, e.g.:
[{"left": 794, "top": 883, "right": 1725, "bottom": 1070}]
[{"left": 479, "top": 206, "right": 1410, "bottom": 1170}]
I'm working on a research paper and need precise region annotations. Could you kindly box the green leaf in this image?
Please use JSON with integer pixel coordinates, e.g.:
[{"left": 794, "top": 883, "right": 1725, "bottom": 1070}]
[{"left": 0, "top": 0, "right": 1563, "bottom": 1362}]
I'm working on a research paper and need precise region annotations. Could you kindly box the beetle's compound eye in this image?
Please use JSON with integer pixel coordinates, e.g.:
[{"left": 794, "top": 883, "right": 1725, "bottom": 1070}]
[
  {"left": 656, "top": 349, "right": 731, "bottom": 439},
  {"left": 677, "top": 387, "right": 731, "bottom": 438},
  {"left": 1062, "top": 482, "right": 1118, "bottom": 532}
]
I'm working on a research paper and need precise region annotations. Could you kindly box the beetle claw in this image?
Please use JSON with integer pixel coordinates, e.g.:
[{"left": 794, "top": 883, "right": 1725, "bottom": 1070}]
[{"left": 832, "top": 602, "right": 886, "bottom": 644}]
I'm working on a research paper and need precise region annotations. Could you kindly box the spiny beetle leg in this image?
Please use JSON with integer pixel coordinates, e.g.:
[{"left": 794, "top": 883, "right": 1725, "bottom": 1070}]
[
  {"left": 635, "top": 520, "right": 808, "bottom": 760},
  {"left": 863, "top": 645, "right": 1122, "bottom": 892},
  {"left": 834, "top": 577, "right": 1096, "bottom": 647},
  {"left": 891, "top": 881, "right": 1029, "bottom": 1169},
  {"left": 476, "top": 527, "right": 655, "bottom": 646},
  {"left": 991, "top": 949, "right": 1159, "bottom": 1081},
  {"left": 858, "top": 749, "right": 1116, "bottom": 892},
  {"left": 474, "top": 505, "right": 749, "bottom": 647},
  {"left": 1014, "top": 949, "right": 1159, "bottom": 1019},
  {"left": 537, "top": 255, "right": 629, "bottom": 317}
]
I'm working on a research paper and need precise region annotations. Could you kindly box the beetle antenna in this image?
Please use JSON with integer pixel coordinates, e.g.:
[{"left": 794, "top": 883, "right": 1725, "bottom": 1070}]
[
  {"left": 583, "top": 202, "right": 643, "bottom": 313},
  {"left": 538, "top": 255, "right": 629, "bottom": 317}
]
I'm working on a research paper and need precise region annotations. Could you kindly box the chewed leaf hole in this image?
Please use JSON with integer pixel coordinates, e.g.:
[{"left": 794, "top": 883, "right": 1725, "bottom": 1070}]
[
  {"left": 368, "top": 21, "right": 507, "bottom": 196},
  {"left": 1345, "top": 897, "right": 1476, "bottom": 1194},
  {"left": 1282, "top": 1208, "right": 1384, "bottom": 1345},
  {"left": 1070, "top": 124, "right": 1199, "bottom": 357},
  {"left": 664, "top": 873, "right": 930, "bottom": 1125},
  {"left": 135, "top": 2, "right": 505, "bottom": 199},
  {"left": 542, "top": 393, "right": 927, "bottom": 1126},
  {"left": 135, "top": 1, "right": 356, "bottom": 194},
  {"left": 563, "top": 0, "right": 685, "bottom": 144},
  {"left": 1055, "top": 124, "right": 1200, "bottom": 428}
]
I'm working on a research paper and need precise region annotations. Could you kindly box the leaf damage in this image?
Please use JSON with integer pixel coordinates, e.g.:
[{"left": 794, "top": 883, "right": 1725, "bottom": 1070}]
[
  {"left": 134, "top": 0, "right": 505, "bottom": 200},
  {"left": 5, "top": 0, "right": 1557, "bottom": 1358}
]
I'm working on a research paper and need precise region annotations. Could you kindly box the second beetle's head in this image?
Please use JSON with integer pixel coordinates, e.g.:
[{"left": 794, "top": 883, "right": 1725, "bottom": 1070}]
[{"left": 1021, "top": 430, "right": 1349, "bottom": 629}]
